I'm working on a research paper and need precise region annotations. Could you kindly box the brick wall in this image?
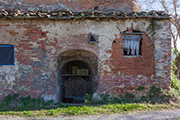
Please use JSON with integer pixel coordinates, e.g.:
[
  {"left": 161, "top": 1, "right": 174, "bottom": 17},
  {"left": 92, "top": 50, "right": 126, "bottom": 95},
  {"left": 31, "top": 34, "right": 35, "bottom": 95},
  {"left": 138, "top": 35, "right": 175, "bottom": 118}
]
[
  {"left": 0, "top": 18, "right": 171, "bottom": 101},
  {"left": 0, "top": 0, "right": 135, "bottom": 12},
  {"left": 98, "top": 32, "right": 155, "bottom": 97}
]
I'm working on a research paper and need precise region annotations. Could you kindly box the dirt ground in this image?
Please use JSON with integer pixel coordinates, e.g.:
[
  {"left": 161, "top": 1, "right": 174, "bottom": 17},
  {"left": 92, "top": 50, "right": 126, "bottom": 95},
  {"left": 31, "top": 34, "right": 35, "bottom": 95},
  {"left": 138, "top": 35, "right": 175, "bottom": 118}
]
[{"left": 1, "top": 109, "right": 180, "bottom": 120}]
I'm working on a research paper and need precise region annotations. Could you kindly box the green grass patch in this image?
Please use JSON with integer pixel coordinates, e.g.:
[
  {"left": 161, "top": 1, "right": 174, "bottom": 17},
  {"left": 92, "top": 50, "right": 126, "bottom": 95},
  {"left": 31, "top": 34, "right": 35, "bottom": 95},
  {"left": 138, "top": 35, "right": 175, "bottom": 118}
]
[
  {"left": 0, "top": 85, "right": 178, "bottom": 118},
  {"left": 0, "top": 103, "right": 174, "bottom": 117}
]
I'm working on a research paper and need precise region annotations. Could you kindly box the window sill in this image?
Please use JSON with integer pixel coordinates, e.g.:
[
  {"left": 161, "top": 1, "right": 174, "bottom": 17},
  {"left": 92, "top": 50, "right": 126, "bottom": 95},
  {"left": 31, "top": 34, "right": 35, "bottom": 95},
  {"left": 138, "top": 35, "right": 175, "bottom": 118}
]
[
  {"left": 88, "top": 41, "right": 99, "bottom": 44},
  {"left": 124, "top": 55, "right": 142, "bottom": 58},
  {"left": 0, "top": 62, "right": 15, "bottom": 65}
]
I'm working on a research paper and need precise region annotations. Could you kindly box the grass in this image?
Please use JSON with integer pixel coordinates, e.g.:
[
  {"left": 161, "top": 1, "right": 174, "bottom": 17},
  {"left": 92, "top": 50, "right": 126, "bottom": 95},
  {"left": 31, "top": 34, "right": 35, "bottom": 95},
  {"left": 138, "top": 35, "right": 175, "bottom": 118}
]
[
  {"left": 0, "top": 103, "right": 175, "bottom": 117},
  {"left": 0, "top": 84, "right": 179, "bottom": 118}
]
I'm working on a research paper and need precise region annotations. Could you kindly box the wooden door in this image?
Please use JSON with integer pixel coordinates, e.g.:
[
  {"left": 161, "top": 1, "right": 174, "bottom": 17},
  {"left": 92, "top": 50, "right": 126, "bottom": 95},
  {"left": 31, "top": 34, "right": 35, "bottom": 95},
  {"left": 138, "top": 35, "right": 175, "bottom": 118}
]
[{"left": 64, "top": 77, "right": 88, "bottom": 103}]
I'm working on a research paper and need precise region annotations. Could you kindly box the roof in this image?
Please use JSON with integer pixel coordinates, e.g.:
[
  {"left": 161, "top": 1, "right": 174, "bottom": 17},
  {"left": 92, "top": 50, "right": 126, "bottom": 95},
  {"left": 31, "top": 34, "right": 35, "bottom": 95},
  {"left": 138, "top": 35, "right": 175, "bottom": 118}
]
[{"left": 0, "top": 9, "right": 170, "bottom": 20}]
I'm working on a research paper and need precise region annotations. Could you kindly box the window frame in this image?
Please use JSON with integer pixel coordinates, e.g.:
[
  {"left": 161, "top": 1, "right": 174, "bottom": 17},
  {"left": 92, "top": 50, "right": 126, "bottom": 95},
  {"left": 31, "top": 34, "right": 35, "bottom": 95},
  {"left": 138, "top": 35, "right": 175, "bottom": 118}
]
[
  {"left": 122, "top": 32, "right": 143, "bottom": 57},
  {"left": 0, "top": 44, "right": 15, "bottom": 66}
]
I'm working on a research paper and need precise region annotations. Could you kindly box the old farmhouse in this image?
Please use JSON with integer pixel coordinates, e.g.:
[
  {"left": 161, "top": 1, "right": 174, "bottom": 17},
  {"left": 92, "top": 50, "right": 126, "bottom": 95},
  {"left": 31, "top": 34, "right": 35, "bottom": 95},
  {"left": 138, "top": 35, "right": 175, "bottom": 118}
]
[{"left": 0, "top": 0, "right": 171, "bottom": 103}]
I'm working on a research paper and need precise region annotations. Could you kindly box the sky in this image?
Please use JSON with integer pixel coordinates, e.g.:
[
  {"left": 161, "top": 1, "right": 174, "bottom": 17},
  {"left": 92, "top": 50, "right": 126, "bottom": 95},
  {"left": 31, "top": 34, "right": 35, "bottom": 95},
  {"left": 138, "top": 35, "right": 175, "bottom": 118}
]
[{"left": 137, "top": 0, "right": 180, "bottom": 51}]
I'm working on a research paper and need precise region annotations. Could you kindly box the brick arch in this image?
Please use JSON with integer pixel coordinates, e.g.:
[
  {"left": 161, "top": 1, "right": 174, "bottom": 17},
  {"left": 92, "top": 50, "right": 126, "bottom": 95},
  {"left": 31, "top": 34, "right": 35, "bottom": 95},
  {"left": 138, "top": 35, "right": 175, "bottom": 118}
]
[
  {"left": 56, "top": 47, "right": 99, "bottom": 60},
  {"left": 57, "top": 49, "right": 99, "bottom": 74}
]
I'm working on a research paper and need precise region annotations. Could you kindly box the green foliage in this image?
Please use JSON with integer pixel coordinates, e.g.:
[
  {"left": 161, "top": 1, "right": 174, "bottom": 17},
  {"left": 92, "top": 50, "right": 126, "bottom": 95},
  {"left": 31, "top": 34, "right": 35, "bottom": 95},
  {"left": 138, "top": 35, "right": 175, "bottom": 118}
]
[
  {"left": 170, "top": 70, "right": 180, "bottom": 98},
  {"left": 171, "top": 72, "right": 180, "bottom": 95},
  {"left": 148, "top": 85, "right": 161, "bottom": 98},
  {"left": 83, "top": 86, "right": 171, "bottom": 105},
  {"left": 170, "top": 48, "right": 180, "bottom": 97},
  {"left": 109, "top": 96, "right": 121, "bottom": 103},
  {"left": 168, "top": 88, "right": 180, "bottom": 98},
  {"left": 0, "top": 90, "right": 176, "bottom": 117},
  {"left": 120, "top": 93, "right": 135, "bottom": 103},
  {"left": 124, "top": 93, "right": 135, "bottom": 100},
  {"left": 100, "top": 93, "right": 110, "bottom": 104},
  {"left": 84, "top": 92, "right": 136, "bottom": 104},
  {"left": 0, "top": 94, "right": 54, "bottom": 111},
  {"left": 172, "top": 48, "right": 179, "bottom": 57},
  {"left": 84, "top": 92, "right": 93, "bottom": 104},
  {"left": 0, "top": 103, "right": 173, "bottom": 117},
  {"left": 147, "top": 86, "right": 166, "bottom": 103},
  {"left": 138, "top": 85, "right": 170, "bottom": 104},
  {"left": 140, "top": 96, "right": 147, "bottom": 102},
  {"left": 172, "top": 48, "right": 180, "bottom": 78},
  {"left": 137, "top": 86, "right": 145, "bottom": 91}
]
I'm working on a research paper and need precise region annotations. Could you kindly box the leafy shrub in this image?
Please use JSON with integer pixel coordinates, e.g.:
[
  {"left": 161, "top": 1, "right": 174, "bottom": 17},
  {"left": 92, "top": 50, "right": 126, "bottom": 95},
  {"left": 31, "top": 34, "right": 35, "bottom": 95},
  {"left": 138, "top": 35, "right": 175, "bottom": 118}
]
[
  {"left": 100, "top": 93, "right": 110, "bottom": 104},
  {"left": 170, "top": 48, "right": 180, "bottom": 98},
  {"left": 148, "top": 85, "right": 164, "bottom": 103},
  {"left": 0, "top": 94, "right": 54, "bottom": 111},
  {"left": 168, "top": 88, "right": 180, "bottom": 98},
  {"left": 84, "top": 92, "right": 93, "bottom": 104},
  {"left": 83, "top": 85, "right": 172, "bottom": 104},
  {"left": 140, "top": 85, "right": 171, "bottom": 104},
  {"left": 169, "top": 71, "right": 180, "bottom": 99},
  {"left": 172, "top": 48, "right": 180, "bottom": 79},
  {"left": 137, "top": 86, "right": 145, "bottom": 91},
  {"left": 120, "top": 93, "right": 135, "bottom": 103},
  {"left": 140, "top": 96, "right": 147, "bottom": 102},
  {"left": 171, "top": 72, "right": 180, "bottom": 95},
  {"left": 109, "top": 96, "right": 121, "bottom": 103}
]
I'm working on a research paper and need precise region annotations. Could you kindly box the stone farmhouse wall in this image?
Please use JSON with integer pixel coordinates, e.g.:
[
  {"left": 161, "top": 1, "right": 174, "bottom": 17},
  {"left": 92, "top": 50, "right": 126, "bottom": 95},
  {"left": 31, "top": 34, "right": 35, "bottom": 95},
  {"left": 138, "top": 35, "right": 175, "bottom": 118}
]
[{"left": 0, "top": 18, "right": 171, "bottom": 102}]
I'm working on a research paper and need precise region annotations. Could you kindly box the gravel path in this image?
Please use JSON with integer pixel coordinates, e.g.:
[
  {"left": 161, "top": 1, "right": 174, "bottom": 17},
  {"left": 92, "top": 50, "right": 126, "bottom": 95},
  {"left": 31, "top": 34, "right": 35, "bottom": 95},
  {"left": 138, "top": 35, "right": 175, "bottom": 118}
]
[{"left": 1, "top": 109, "right": 180, "bottom": 120}]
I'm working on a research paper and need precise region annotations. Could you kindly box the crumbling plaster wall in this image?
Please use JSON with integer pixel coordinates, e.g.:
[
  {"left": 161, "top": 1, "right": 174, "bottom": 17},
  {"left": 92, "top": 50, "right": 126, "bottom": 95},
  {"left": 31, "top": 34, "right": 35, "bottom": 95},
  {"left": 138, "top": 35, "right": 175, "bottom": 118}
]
[{"left": 0, "top": 18, "right": 171, "bottom": 101}]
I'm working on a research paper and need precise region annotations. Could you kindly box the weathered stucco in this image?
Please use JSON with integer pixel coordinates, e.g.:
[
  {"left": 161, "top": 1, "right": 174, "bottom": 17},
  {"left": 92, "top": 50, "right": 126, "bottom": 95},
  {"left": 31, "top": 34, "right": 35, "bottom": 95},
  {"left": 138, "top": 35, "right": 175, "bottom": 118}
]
[{"left": 0, "top": 18, "right": 171, "bottom": 102}]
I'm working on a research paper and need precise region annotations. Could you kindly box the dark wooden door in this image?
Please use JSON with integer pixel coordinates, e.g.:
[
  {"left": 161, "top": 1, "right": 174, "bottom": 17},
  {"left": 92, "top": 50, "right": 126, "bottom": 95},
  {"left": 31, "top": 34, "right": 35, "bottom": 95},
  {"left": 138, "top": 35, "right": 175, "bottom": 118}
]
[{"left": 64, "top": 77, "right": 88, "bottom": 103}]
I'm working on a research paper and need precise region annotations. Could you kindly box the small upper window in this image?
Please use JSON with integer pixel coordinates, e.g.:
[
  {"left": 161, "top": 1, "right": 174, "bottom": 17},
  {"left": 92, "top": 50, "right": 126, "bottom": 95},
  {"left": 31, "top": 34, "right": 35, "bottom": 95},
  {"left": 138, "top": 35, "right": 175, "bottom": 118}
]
[
  {"left": 88, "top": 32, "right": 99, "bottom": 43},
  {"left": 123, "top": 34, "right": 142, "bottom": 56},
  {"left": 0, "top": 45, "right": 14, "bottom": 65}
]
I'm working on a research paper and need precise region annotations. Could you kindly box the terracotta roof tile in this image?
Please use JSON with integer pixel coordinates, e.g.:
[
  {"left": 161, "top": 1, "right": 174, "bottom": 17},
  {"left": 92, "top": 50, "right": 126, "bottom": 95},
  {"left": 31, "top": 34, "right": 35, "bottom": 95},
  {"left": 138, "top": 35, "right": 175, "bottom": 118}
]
[{"left": 0, "top": 9, "right": 170, "bottom": 19}]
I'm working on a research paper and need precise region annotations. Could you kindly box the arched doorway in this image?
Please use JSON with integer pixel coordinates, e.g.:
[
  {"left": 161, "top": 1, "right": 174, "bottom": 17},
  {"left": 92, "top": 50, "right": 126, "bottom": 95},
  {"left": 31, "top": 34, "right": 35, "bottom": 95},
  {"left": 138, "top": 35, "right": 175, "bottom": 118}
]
[
  {"left": 61, "top": 60, "right": 92, "bottom": 103},
  {"left": 57, "top": 49, "right": 99, "bottom": 103}
]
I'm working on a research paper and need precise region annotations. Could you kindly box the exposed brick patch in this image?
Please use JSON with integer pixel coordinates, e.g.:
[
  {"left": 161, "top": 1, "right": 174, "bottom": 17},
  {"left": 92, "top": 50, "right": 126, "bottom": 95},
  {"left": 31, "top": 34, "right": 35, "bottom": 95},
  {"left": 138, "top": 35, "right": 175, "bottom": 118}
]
[
  {"left": 97, "top": 32, "right": 155, "bottom": 96},
  {"left": 111, "top": 33, "right": 154, "bottom": 77}
]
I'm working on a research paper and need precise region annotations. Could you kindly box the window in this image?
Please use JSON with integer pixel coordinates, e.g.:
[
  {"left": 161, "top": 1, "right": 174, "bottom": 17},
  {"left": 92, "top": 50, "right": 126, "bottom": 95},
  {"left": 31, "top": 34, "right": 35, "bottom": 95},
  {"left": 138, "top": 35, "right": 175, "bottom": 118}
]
[
  {"left": 0, "top": 45, "right": 14, "bottom": 65},
  {"left": 88, "top": 32, "right": 99, "bottom": 43},
  {"left": 123, "top": 34, "right": 142, "bottom": 56}
]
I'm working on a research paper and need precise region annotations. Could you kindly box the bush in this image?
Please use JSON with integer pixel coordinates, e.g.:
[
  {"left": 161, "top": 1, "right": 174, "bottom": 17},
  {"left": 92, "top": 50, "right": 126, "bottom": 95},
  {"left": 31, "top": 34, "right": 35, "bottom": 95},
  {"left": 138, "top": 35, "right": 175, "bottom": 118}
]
[
  {"left": 147, "top": 85, "right": 170, "bottom": 104},
  {"left": 170, "top": 48, "right": 180, "bottom": 98},
  {"left": 83, "top": 85, "right": 173, "bottom": 105},
  {"left": 84, "top": 92, "right": 93, "bottom": 104},
  {"left": 172, "top": 48, "right": 180, "bottom": 79},
  {"left": 0, "top": 94, "right": 54, "bottom": 111},
  {"left": 171, "top": 72, "right": 180, "bottom": 95},
  {"left": 100, "top": 93, "right": 110, "bottom": 104}
]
